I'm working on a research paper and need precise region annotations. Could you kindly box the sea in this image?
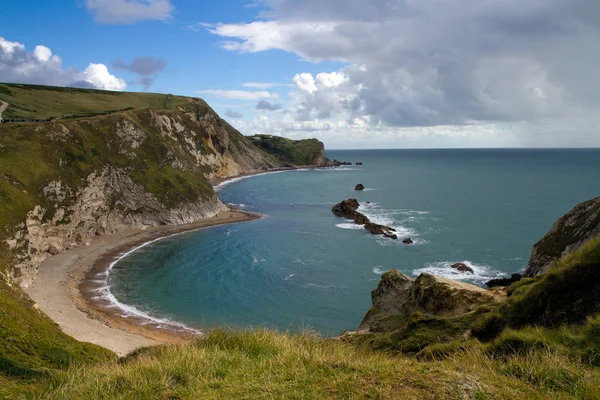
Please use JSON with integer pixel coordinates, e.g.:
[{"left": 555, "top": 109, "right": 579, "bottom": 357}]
[{"left": 106, "top": 149, "right": 600, "bottom": 336}]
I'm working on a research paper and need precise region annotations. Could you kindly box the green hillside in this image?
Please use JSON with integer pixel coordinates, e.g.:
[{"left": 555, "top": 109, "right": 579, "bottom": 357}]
[
  {"left": 249, "top": 134, "right": 328, "bottom": 166},
  {"left": 0, "top": 83, "right": 188, "bottom": 120}
]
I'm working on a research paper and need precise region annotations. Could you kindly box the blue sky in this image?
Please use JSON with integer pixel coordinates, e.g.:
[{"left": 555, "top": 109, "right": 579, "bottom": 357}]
[{"left": 1, "top": 0, "right": 599, "bottom": 148}]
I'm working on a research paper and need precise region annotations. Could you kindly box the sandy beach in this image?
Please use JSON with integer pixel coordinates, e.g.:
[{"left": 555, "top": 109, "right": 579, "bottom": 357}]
[{"left": 24, "top": 210, "right": 260, "bottom": 357}]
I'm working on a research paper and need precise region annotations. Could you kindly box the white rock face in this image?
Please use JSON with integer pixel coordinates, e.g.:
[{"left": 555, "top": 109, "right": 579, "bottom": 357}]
[
  {"left": 5, "top": 106, "right": 281, "bottom": 287},
  {"left": 10, "top": 167, "right": 227, "bottom": 286}
]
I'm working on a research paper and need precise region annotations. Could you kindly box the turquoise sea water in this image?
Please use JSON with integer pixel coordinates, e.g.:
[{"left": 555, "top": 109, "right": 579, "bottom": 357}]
[{"left": 108, "top": 149, "right": 600, "bottom": 336}]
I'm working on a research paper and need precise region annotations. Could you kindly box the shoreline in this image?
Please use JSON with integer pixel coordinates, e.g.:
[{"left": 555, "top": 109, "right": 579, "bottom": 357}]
[
  {"left": 210, "top": 167, "right": 298, "bottom": 188},
  {"left": 24, "top": 210, "right": 260, "bottom": 356},
  {"left": 24, "top": 166, "right": 331, "bottom": 356}
]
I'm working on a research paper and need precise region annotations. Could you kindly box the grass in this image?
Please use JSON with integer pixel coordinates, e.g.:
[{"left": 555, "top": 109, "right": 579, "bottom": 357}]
[
  {"left": 501, "top": 236, "right": 600, "bottom": 328},
  {"left": 0, "top": 282, "right": 114, "bottom": 378},
  {"left": 3, "top": 328, "right": 599, "bottom": 399},
  {"left": 0, "top": 83, "right": 188, "bottom": 120}
]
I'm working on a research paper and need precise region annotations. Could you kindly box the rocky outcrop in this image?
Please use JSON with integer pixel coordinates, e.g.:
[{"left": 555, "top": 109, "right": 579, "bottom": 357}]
[
  {"left": 359, "top": 269, "right": 503, "bottom": 332},
  {"left": 364, "top": 222, "right": 397, "bottom": 239},
  {"left": 451, "top": 263, "right": 474, "bottom": 274},
  {"left": 329, "top": 159, "right": 352, "bottom": 167},
  {"left": 7, "top": 167, "right": 227, "bottom": 286},
  {"left": 332, "top": 199, "right": 398, "bottom": 240},
  {"left": 354, "top": 184, "right": 365, "bottom": 191},
  {"left": 403, "top": 238, "right": 414, "bottom": 244},
  {"left": 331, "top": 198, "right": 369, "bottom": 225},
  {"left": 356, "top": 162, "right": 363, "bottom": 166},
  {"left": 524, "top": 196, "right": 600, "bottom": 277},
  {"left": 486, "top": 273, "right": 522, "bottom": 288}
]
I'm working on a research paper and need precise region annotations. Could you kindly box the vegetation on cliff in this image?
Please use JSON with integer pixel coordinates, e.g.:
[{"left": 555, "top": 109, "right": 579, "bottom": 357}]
[
  {"left": 0, "top": 282, "right": 114, "bottom": 378},
  {"left": 525, "top": 196, "right": 600, "bottom": 277},
  {"left": 248, "top": 134, "right": 328, "bottom": 167}
]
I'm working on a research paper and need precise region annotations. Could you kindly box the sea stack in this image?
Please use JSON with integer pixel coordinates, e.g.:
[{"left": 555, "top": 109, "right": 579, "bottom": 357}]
[{"left": 355, "top": 184, "right": 365, "bottom": 191}]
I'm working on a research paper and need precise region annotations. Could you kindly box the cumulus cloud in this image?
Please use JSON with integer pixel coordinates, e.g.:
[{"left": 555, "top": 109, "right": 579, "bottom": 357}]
[
  {"left": 112, "top": 56, "right": 167, "bottom": 90},
  {"left": 205, "top": 0, "right": 600, "bottom": 147},
  {"left": 0, "top": 36, "right": 126, "bottom": 91},
  {"left": 86, "top": 0, "right": 173, "bottom": 24},
  {"left": 197, "top": 89, "right": 278, "bottom": 100},
  {"left": 80, "top": 64, "right": 128, "bottom": 91},
  {"left": 256, "top": 100, "right": 282, "bottom": 111},
  {"left": 225, "top": 109, "right": 244, "bottom": 119}
]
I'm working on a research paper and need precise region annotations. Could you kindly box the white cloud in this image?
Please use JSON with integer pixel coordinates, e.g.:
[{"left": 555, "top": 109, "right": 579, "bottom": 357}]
[
  {"left": 293, "top": 73, "right": 317, "bottom": 93},
  {"left": 0, "top": 36, "right": 126, "bottom": 91},
  {"left": 0, "top": 37, "right": 24, "bottom": 54},
  {"left": 204, "top": 0, "right": 600, "bottom": 147},
  {"left": 81, "top": 63, "right": 127, "bottom": 91},
  {"left": 197, "top": 89, "right": 278, "bottom": 100},
  {"left": 242, "top": 82, "right": 282, "bottom": 89},
  {"left": 33, "top": 46, "right": 53, "bottom": 63},
  {"left": 86, "top": 0, "right": 173, "bottom": 24}
]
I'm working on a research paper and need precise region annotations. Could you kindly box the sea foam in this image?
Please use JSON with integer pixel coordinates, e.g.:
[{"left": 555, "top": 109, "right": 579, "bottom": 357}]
[{"left": 412, "top": 261, "right": 505, "bottom": 284}]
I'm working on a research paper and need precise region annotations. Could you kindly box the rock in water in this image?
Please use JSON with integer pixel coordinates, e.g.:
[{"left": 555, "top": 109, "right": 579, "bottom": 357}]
[
  {"left": 402, "top": 238, "right": 413, "bottom": 244},
  {"left": 329, "top": 159, "right": 353, "bottom": 167},
  {"left": 451, "top": 262, "right": 474, "bottom": 274},
  {"left": 524, "top": 196, "right": 600, "bottom": 277},
  {"left": 485, "top": 273, "right": 522, "bottom": 288},
  {"left": 332, "top": 198, "right": 371, "bottom": 225},
  {"left": 356, "top": 162, "right": 363, "bottom": 165},
  {"left": 332, "top": 198, "right": 360, "bottom": 218},
  {"left": 365, "top": 222, "right": 397, "bottom": 239},
  {"left": 355, "top": 184, "right": 365, "bottom": 191},
  {"left": 359, "top": 270, "right": 503, "bottom": 331}
]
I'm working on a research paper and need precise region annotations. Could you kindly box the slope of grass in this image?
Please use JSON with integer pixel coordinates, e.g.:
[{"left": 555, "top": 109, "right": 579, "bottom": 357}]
[
  {"left": 0, "top": 282, "right": 115, "bottom": 378},
  {"left": 3, "top": 328, "right": 599, "bottom": 399},
  {"left": 0, "top": 83, "right": 188, "bottom": 120}
]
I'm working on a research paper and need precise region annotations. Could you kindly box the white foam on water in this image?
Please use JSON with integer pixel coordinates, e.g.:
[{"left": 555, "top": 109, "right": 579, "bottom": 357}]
[
  {"left": 412, "top": 261, "right": 505, "bottom": 284},
  {"left": 335, "top": 222, "right": 365, "bottom": 230},
  {"left": 372, "top": 267, "right": 385, "bottom": 275},
  {"left": 284, "top": 274, "right": 295, "bottom": 281},
  {"left": 97, "top": 233, "right": 204, "bottom": 334},
  {"left": 214, "top": 170, "right": 289, "bottom": 191},
  {"left": 304, "top": 283, "right": 345, "bottom": 289},
  {"left": 252, "top": 256, "right": 266, "bottom": 265}
]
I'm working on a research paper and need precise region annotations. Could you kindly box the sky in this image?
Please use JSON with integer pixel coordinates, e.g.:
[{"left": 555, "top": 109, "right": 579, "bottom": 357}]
[{"left": 1, "top": 0, "right": 599, "bottom": 149}]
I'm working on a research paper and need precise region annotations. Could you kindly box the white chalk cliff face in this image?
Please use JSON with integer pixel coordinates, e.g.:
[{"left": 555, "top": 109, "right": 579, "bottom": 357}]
[{"left": 4, "top": 104, "right": 281, "bottom": 286}]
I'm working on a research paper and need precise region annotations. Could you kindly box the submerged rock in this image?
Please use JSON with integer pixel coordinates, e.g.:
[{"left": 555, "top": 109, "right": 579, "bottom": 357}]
[
  {"left": 356, "top": 162, "right": 363, "bottom": 165},
  {"left": 451, "top": 262, "right": 474, "bottom": 274},
  {"left": 403, "top": 238, "right": 414, "bottom": 244},
  {"left": 525, "top": 196, "right": 600, "bottom": 277},
  {"left": 485, "top": 273, "right": 522, "bottom": 288},
  {"left": 359, "top": 269, "right": 504, "bottom": 332},
  {"left": 354, "top": 184, "right": 365, "bottom": 191}
]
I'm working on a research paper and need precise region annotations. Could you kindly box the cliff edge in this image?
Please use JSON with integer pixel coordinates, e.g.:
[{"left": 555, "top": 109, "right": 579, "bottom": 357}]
[{"left": 524, "top": 196, "right": 600, "bottom": 277}]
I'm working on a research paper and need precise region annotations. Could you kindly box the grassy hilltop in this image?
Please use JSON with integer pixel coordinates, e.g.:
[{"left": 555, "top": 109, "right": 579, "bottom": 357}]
[
  {"left": 0, "top": 83, "right": 189, "bottom": 120},
  {"left": 0, "top": 83, "right": 599, "bottom": 399}
]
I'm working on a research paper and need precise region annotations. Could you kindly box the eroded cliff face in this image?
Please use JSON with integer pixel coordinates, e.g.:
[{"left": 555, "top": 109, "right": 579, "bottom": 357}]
[
  {"left": 524, "top": 196, "right": 600, "bottom": 277},
  {"left": 359, "top": 269, "right": 503, "bottom": 332},
  {"left": 0, "top": 102, "right": 282, "bottom": 286}
]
